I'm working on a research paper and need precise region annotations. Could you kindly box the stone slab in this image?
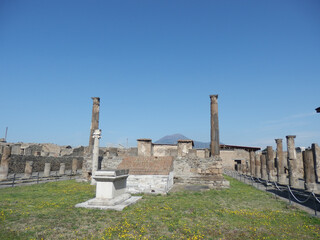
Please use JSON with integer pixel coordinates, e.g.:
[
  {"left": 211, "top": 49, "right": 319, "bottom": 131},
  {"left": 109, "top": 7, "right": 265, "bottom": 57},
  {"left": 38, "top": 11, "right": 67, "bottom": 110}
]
[{"left": 75, "top": 196, "right": 142, "bottom": 211}]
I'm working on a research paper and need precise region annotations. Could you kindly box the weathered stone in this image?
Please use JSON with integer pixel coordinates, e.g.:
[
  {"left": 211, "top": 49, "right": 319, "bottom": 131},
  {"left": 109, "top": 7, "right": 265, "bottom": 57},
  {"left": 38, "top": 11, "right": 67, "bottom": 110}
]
[
  {"left": 0, "top": 146, "right": 11, "bottom": 180},
  {"left": 249, "top": 151, "right": 255, "bottom": 176},
  {"left": 260, "top": 154, "right": 267, "bottom": 180},
  {"left": 210, "top": 94, "right": 220, "bottom": 156},
  {"left": 137, "top": 139, "right": 152, "bottom": 157},
  {"left": 275, "top": 139, "right": 286, "bottom": 184},
  {"left": 302, "top": 149, "right": 317, "bottom": 191},
  {"left": 255, "top": 153, "right": 261, "bottom": 178},
  {"left": 312, "top": 143, "right": 320, "bottom": 182},
  {"left": 24, "top": 161, "right": 33, "bottom": 178},
  {"left": 286, "top": 135, "right": 299, "bottom": 188},
  {"left": 72, "top": 158, "right": 78, "bottom": 174},
  {"left": 43, "top": 163, "right": 51, "bottom": 177},
  {"left": 59, "top": 163, "right": 66, "bottom": 175},
  {"left": 178, "top": 140, "right": 193, "bottom": 157},
  {"left": 88, "top": 97, "right": 100, "bottom": 154},
  {"left": 266, "top": 146, "right": 276, "bottom": 181}
]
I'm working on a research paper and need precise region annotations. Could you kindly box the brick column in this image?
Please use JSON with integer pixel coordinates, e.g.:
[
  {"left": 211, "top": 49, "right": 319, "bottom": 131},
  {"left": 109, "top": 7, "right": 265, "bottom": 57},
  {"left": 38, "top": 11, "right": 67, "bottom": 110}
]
[
  {"left": 302, "top": 149, "right": 317, "bottom": 191},
  {"left": 266, "top": 146, "right": 275, "bottom": 181},
  {"left": 88, "top": 97, "right": 100, "bottom": 154},
  {"left": 260, "top": 154, "right": 267, "bottom": 180},
  {"left": 249, "top": 151, "right": 255, "bottom": 176},
  {"left": 286, "top": 135, "right": 299, "bottom": 188},
  {"left": 275, "top": 139, "right": 286, "bottom": 184},
  {"left": 255, "top": 153, "right": 261, "bottom": 178},
  {"left": 210, "top": 94, "right": 220, "bottom": 156}
]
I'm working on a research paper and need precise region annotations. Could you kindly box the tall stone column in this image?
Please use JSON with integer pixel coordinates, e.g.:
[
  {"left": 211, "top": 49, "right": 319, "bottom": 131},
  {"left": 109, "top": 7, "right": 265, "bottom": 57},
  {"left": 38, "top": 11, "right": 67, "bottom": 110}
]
[
  {"left": 275, "top": 139, "right": 286, "bottom": 184},
  {"left": 311, "top": 143, "right": 320, "bottom": 182},
  {"left": 0, "top": 146, "right": 11, "bottom": 180},
  {"left": 255, "top": 153, "right": 261, "bottom": 178},
  {"left": 286, "top": 135, "right": 299, "bottom": 188},
  {"left": 302, "top": 149, "right": 317, "bottom": 191},
  {"left": 210, "top": 95, "right": 220, "bottom": 156},
  {"left": 43, "top": 163, "right": 51, "bottom": 177},
  {"left": 24, "top": 161, "right": 33, "bottom": 178},
  {"left": 260, "top": 154, "right": 267, "bottom": 180},
  {"left": 88, "top": 97, "right": 100, "bottom": 154},
  {"left": 249, "top": 151, "right": 255, "bottom": 176},
  {"left": 266, "top": 146, "right": 275, "bottom": 181},
  {"left": 91, "top": 129, "right": 101, "bottom": 185}
]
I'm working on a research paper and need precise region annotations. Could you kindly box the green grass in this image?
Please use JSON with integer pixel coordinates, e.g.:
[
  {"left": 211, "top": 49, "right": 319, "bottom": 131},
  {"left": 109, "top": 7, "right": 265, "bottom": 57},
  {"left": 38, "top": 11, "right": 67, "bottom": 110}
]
[{"left": 1, "top": 176, "right": 320, "bottom": 239}]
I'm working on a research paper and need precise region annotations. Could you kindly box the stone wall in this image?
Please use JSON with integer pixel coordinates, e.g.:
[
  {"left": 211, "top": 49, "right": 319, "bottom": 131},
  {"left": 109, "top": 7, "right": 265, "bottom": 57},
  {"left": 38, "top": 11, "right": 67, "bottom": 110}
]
[
  {"left": 0, "top": 154, "right": 83, "bottom": 173},
  {"left": 220, "top": 149, "right": 250, "bottom": 170},
  {"left": 153, "top": 145, "right": 177, "bottom": 157}
]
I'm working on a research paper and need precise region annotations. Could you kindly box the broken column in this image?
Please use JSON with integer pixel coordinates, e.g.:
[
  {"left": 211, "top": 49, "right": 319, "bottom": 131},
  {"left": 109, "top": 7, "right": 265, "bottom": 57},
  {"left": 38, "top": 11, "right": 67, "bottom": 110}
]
[
  {"left": 311, "top": 143, "right": 320, "bottom": 182},
  {"left": 249, "top": 151, "right": 255, "bottom": 176},
  {"left": 255, "top": 153, "right": 261, "bottom": 178},
  {"left": 72, "top": 159, "right": 78, "bottom": 174},
  {"left": 24, "top": 161, "right": 33, "bottom": 178},
  {"left": 260, "top": 154, "right": 267, "bottom": 180},
  {"left": 91, "top": 129, "right": 101, "bottom": 185},
  {"left": 43, "top": 163, "right": 51, "bottom": 177},
  {"left": 302, "top": 149, "right": 317, "bottom": 191},
  {"left": 88, "top": 97, "right": 100, "bottom": 154},
  {"left": 177, "top": 139, "right": 194, "bottom": 157},
  {"left": 59, "top": 163, "right": 66, "bottom": 175},
  {"left": 286, "top": 135, "right": 300, "bottom": 188},
  {"left": 210, "top": 94, "right": 220, "bottom": 156},
  {"left": 137, "top": 139, "right": 152, "bottom": 157},
  {"left": 275, "top": 139, "right": 286, "bottom": 184},
  {"left": 266, "top": 146, "right": 275, "bottom": 181},
  {"left": 0, "top": 145, "right": 11, "bottom": 181}
]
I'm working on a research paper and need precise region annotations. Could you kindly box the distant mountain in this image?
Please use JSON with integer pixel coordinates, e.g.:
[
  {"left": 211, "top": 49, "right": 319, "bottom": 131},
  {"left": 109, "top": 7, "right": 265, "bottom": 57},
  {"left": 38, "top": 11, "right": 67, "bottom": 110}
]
[{"left": 155, "top": 133, "right": 211, "bottom": 149}]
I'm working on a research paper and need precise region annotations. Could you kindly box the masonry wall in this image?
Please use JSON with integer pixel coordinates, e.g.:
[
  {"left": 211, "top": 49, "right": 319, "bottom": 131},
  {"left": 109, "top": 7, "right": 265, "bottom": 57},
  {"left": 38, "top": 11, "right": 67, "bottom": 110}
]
[
  {"left": 220, "top": 149, "right": 250, "bottom": 170},
  {"left": 153, "top": 145, "right": 177, "bottom": 157},
  {"left": 0, "top": 154, "right": 83, "bottom": 173}
]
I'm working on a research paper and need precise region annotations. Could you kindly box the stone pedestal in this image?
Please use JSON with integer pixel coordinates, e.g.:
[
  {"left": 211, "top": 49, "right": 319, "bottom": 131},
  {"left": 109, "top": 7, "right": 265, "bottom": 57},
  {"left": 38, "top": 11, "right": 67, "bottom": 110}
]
[
  {"left": 75, "top": 169, "right": 141, "bottom": 211},
  {"left": 0, "top": 146, "right": 11, "bottom": 181},
  {"left": 43, "top": 163, "right": 51, "bottom": 177},
  {"left": 286, "top": 135, "right": 300, "bottom": 188},
  {"left": 260, "top": 154, "right": 267, "bottom": 180},
  {"left": 59, "top": 163, "right": 66, "bottom": 175},
  {"left": 303, "top": 149, "right": 317, "bottom": 192},
  {"left": 275, "top": 139, "right": 286, "bottom": 184},
  {"left": 24, "top": 161, "right": 33, "bottom": 178}
]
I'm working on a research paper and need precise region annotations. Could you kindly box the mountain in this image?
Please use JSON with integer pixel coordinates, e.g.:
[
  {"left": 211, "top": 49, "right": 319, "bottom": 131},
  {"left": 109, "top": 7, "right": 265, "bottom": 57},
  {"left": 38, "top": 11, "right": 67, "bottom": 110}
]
[{"left": 155, "top": 133, "right": 211, "bottom": 149}]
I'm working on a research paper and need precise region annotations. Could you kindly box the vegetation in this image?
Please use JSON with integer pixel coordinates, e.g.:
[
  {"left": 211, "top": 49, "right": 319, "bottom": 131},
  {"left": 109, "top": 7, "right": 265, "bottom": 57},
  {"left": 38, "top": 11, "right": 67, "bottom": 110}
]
[{"left": 1, "top": 176, "right": 320, "bottom": 239}]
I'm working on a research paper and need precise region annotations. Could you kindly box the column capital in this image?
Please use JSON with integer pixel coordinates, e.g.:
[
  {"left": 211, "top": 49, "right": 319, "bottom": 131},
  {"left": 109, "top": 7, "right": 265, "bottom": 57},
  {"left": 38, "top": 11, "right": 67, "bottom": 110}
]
[
  {"left": 275, "top": 138, "right": 283, "bottom": 144},
  {"left": 286, "top": 135, "right": 296, "bottom": 139},
  {"left": 210, "top": 94, "right": 218, "bottom": 100}
]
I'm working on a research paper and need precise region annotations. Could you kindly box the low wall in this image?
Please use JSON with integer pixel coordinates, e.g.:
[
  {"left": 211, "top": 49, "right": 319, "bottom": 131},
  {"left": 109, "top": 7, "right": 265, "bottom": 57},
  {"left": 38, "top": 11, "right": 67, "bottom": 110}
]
[{"left": 0, "top": 154, "right": 83, "bottom": 173}]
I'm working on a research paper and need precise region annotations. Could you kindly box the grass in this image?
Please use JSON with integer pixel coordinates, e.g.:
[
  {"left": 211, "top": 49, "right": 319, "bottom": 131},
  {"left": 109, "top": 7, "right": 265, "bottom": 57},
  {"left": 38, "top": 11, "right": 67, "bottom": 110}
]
[{"left": 1, "top": 176, "right": 320, "bottom": 240}]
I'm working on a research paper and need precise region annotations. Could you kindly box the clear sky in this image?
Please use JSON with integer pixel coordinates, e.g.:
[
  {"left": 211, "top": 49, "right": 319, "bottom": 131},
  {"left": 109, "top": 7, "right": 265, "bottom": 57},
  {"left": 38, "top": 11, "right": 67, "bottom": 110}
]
[{"left": 0, "top": 0, "right": 319, "bottom": 150}]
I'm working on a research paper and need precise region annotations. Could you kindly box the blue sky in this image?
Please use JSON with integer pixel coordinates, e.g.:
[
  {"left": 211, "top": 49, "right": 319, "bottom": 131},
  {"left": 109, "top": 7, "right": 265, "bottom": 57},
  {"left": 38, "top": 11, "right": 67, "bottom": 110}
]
[{"left": 0, "top": 0, "right": 319, "bottom": 149}]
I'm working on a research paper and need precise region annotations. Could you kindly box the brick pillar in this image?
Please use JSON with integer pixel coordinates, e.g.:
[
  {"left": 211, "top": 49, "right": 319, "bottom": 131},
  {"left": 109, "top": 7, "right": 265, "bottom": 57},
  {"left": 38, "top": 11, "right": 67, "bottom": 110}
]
[
  {"left": 88, "top": 97, "right": 100, "bottom": 154},
  {"left": 0, "top": 146, "right": 11, "bottom": 180},
  {"left": 266, "top": 146, "right": 275, "bottom": 181},
  {"left": 210, "top": 94, "right": 220, "bottom": 156},
  {"left": 43, "top": 163, "right": 51, "bottom": 177},
  {"left": 311, "top": 143, "right": 320, "bottom": 182},
  {"left": 255, "top": 153, "right": 261, "bottom": 178},
  {"left": 260, "top": 154, "right": 267, "bottom": 180},
  {"left": 303, "top": 149, "right": 317, "bottom": 191},
  {"left": 24, "top": 161, "right": 33, "bottom": 178},
  {"left": 275, "top": 139, "right": 286, "bottom": 184},
  {"left": 286, "top": 135, "right": 299, "bottom": 188},
  {"left": 249, "top": 151, "right": 255, "bottom": 176}
]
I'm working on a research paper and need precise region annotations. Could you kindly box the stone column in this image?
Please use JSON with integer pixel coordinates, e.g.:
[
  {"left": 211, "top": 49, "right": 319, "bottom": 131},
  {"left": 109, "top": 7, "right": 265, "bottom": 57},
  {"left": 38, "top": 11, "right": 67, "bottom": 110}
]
[
  {"left": 311, "top": 143, "right": 320, "bottom": 182},
  {"left": 88, "top": 97, "right": 100, "bottom": 154},
  {"left": 43, "top": 163, "right": 51, "bottom": 177},
  {"left": 286, "top": 135, "right": 299, "bottom": 188},
  {"left": 266, "top": 146, "right": 275, "bottom": 181},
  {"left": 210, "top": 94, "right": 220, "bottom": 156},
  {"left": 260, "top": 154, "right": 267, "bottom": 180},
  {"left": 302, "top": 149, "right": 317, "bottom": 191},
  {"left": 249, "top": 151, "right": 255, "bottom": 176},
  {"left": 255, "top": 153, "right": 261, "bottom": 178},
  {"left": 24, "top": 161, "right": 33, "bottom": 178},
  {"left": 0, "top": 146, "right": 11, "bottom": 180},
  {"left": 91, "top": 129, "right": 101, "bottom": 185},
  {"left": 72, "top": 159, "right": 78, "bottom": 174},
  {"left": 275, "top": 139, "right": 286, "bottom": 184},
  {"left": 59, "top": 163, "right": 66, "bottom": 175}
]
